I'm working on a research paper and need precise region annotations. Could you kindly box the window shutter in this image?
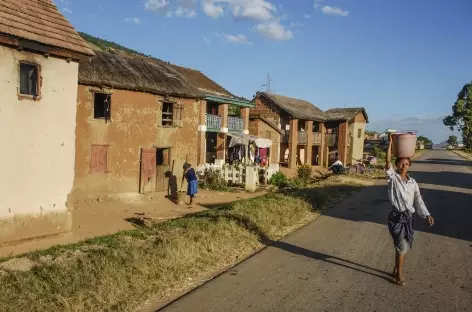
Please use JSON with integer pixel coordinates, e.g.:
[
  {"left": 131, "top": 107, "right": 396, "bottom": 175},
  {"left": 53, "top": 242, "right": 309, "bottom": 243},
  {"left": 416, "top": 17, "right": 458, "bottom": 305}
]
[
  {"left": 157, "top": 102, "right": 162, "bottom": 126},
  {"left": 98, "top": 146, "right": 108, "bottom": 172},
  {"left": 91, "top": 145, "right": 108, "bottom": 172},
  {"left": 91, "top": 146, "right": 99, "bottom": 172},
  {"left": 173, "top": 103, "right": 184, "bottom": 127}
]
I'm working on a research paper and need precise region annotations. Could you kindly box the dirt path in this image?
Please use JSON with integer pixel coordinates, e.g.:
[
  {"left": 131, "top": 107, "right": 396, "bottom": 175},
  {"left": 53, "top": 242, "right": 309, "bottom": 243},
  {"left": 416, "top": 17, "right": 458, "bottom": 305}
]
[
  {"left": 159, "top": 150, "right": 472, "bottom": 312},
  {"left": 0, "top": 190, "right": 265, "bottom": 258}
]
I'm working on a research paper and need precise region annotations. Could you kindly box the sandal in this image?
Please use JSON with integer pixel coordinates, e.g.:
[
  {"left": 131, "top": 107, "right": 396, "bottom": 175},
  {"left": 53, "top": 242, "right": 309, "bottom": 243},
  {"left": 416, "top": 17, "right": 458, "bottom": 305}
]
[{"left": 393, "top": 276, "right": 406, "bottom": 286}]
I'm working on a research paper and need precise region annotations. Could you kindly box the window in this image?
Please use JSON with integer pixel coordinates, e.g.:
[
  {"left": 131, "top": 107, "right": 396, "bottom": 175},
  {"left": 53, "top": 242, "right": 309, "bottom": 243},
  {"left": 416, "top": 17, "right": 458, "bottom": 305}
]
[
  {"left": 161, "top": 102, "right": 183, "bottom": 127},
  {"left": 266, "top": 131, "right": 271, "bottom": 140},
  {"left": 94, "top": 93, "right": 111, "bottom": 119},
  {"left": 358, "top": 129, "right": 362, "bottom": 138},
  {"left": 90, "top": 145, "right": 108, "bottom": 173},
  {"left": 162, "top": 102, "right": 173, "bottom": 126},
  {"left": 19, "top": 62, "right": 40, "bottom": 97}
]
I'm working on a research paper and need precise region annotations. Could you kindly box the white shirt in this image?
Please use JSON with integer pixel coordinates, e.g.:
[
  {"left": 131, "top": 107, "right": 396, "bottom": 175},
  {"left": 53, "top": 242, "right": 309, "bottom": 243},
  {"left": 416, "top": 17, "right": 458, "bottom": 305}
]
[
  {"left": 386, "top": 166, "right": 430, "bottom": 218},
  {"left": 331, "top": 160, "right": 343, "bottom": 167}
]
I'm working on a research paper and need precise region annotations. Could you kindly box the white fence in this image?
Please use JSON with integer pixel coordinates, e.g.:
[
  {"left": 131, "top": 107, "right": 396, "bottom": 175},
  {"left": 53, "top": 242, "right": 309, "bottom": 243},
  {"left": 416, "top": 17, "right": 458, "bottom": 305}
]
[{"left": 196, "top": 163, "right": 279, "bottom": 186}]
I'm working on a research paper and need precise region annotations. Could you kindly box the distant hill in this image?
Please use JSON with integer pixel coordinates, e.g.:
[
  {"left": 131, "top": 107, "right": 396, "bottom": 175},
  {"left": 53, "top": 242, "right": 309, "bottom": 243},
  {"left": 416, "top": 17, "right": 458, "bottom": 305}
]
[
  {"left": 79, "top": 32, "right": 168, "bottom": 64},
  {"left": 434, "top": 141, "right": 448, "bottom": 148}
]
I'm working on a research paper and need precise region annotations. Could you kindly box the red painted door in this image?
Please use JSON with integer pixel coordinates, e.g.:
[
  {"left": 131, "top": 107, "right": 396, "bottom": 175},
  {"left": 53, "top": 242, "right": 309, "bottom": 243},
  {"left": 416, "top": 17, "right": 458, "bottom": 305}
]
[{"left": 140, "top": 148, "right": 157, "bottom": 193}]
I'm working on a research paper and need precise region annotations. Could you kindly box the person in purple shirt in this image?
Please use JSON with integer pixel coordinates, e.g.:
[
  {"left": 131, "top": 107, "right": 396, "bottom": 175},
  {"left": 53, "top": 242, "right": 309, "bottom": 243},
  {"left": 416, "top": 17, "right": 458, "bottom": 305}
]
[{"left": 181, "top": 163, "right": 198, "bottom": 207}]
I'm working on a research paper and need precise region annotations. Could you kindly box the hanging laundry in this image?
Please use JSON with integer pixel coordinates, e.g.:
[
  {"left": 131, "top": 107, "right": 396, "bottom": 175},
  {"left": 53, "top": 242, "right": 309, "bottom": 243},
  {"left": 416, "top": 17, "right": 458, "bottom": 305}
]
[{"left": 259, "top": 148, "right": 268, "bottom": 166}]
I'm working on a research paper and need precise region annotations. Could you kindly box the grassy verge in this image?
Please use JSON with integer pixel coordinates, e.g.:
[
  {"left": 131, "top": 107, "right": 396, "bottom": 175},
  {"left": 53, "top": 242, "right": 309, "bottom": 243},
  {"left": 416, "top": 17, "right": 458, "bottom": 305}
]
[
  {"left": 451, "top": 149, "right": 472, "bottom": 160},
  {"left": 0, "top": 176, "right": 367, "bottom": 312}
]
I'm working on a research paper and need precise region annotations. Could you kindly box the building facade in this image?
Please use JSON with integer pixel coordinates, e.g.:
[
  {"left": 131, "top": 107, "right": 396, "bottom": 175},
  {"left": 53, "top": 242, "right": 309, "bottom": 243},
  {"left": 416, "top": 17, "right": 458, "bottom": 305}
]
[
  {"left": 252, "top": 92, "right": 369, "bottom": 168},
  {"left": 73, "top": 48, "right": 253, "bottom": 197},
  {"left": 0, "top": 0, "right": 94, "bottom": 243}
]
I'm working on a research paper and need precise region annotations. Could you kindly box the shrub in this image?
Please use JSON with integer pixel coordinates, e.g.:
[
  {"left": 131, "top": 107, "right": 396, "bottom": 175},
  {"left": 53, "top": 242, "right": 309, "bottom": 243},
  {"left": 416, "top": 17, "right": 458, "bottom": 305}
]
[
  {"left": 198, "top": 169, "right": 228, "bottom": 191},
  {"left": 287, "top": 177, "right": 307, "bottom": 188},
  {"left": 297, "top": 164, "right": 312, "bottom": 184},
  {"left": 269, "top": 172, "right": 287, "bottom": 187},
  {"left": 372, "top": 146, "right": 382, "bottom": 158}
]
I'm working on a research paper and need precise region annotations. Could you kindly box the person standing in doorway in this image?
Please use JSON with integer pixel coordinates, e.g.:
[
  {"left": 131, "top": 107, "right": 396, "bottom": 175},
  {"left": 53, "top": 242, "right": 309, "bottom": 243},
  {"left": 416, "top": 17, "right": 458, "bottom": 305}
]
[
  {"left": 181, "top": 163, "right": 198, "bottom": 208},
  {"left": 385, "top": 134, "right": 434, "bottom": 285}
]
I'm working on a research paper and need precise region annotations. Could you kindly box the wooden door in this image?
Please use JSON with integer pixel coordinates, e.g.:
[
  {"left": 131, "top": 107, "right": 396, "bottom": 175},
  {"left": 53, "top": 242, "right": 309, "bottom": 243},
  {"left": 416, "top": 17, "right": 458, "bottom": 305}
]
[
  {"left": 156, "top": 148, "right": 170, "bottom": 192},
  {"left": 140, "top": 148, "right": 157, "bottom": 193}
]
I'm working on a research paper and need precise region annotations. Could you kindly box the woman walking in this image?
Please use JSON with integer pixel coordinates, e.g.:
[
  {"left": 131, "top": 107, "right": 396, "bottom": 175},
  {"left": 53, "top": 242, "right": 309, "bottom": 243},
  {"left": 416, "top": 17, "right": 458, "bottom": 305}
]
[
  {"left": 385, "top": 135, "right": 434, "bottom": 285},
  {"left": 182, "top": 163, "right": 198, "bottom": 207}
]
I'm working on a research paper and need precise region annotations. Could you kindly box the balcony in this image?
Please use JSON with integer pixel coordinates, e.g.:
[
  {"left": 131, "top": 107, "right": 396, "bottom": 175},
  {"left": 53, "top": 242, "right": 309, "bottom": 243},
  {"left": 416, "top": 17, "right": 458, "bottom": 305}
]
[
  {"left": 228, "top": 116, "right": 243, "bottom": 132},
  {"left": 326, "top": 134, "right": 338, "bottom": 146},
  {"left": 206, "top": 114, "right": 221, "bottom": 131},
  {"left": 313, "top": 132, "right": 321, "bottom": 145},
  {"left": 282, "top": 131, "right": 323, "bottom": 145},
  {"left": 298, "top": 131, "right": 307, "bottom": 144}
]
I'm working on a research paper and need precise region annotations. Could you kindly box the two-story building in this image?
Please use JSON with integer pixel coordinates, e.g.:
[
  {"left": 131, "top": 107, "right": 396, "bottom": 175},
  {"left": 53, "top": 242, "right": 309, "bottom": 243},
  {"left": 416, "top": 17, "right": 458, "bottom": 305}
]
[
  {"left": 324, "top": 108, "right": 369, "bottom": 165},
  {"left": 251, "top": 92, "right": 368, "bottom": 169},
  {"left": 0, "top": 0, "right": 94, "bottom": 243},
  {"left": 252, "top": 92, "right": 327, "bottom": 168},
  {"left": 73, "top": 43, "right": 253, "bottom": 198}
]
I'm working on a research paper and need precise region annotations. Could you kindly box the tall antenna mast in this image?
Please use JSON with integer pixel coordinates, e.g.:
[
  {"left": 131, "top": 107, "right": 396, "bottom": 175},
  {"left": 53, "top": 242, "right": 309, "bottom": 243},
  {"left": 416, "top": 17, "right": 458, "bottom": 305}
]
[{"left": 262, "top": 73, "right": 274, "bottom": 93}]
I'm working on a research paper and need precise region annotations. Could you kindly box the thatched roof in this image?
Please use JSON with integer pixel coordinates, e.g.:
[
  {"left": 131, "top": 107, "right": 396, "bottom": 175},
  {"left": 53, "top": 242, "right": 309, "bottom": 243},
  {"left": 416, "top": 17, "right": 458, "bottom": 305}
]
[
  {"left": 325, "top": 108, "right": 369, "bottom": 122},
  {"left": 77, "top": 33, "right": 241, "bottom": 99},
  {"left": 169, "top": 65, "right": 233, "bottom": 97},
  {"left": 257, "top": 92, "right": 326, "bottom": 121},
  {"left": 78, "top": 50, "right": 203, "bottom": 98},
  {"left": 0, "top": 0, "right": 94, "bottom": 56}
]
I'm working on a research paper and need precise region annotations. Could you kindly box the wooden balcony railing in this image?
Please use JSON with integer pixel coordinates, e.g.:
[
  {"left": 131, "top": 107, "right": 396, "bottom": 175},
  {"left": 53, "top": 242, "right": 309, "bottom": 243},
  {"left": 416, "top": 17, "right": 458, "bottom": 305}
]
[
  {"left": 326, "top": 134, "right": 338, "bottom": 146},
  {"left": 313, "top": 132, "right": 322, "bottom": 145},
  {"left": 228, "top": 116, "right": 243, "bottom": 132},
  {"left": 298, "top": 131, "right": 307, "bottom": 144},
  {"left": 206, "top": 114, "right": 221, "bottom": 130},
  {"left": 282, "top": 131, "right": 325, "bottom": 145}
]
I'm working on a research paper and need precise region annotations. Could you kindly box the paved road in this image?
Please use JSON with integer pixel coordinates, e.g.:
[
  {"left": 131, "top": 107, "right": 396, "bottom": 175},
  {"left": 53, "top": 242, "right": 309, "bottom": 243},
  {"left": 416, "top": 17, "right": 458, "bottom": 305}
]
[{"left": 160, "top": 150, "right": 472, "bottom": 312}]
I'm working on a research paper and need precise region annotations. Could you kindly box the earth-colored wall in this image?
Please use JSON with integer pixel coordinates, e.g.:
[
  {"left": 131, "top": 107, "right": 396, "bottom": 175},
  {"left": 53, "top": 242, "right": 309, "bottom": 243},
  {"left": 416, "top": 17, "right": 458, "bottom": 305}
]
[{"left": 73, "top": 85, "right": 199, "bottom": 196}]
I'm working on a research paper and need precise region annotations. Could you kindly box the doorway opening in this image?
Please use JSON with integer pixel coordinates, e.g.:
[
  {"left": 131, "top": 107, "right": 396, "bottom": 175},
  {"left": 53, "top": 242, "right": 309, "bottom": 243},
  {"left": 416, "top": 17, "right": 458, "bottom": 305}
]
[{"left": 139, "top": 147, "right": 172, "bottom": 193}]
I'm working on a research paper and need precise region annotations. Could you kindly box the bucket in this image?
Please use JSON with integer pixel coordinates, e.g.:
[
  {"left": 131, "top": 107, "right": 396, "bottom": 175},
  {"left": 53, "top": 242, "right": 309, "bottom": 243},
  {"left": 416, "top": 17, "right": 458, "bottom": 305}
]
[
  {"left": 176, "top": 191, "right": 186, "bottom": 205},
  {"left": 392, "top": 133, "right": 417, "bottom": 158}
]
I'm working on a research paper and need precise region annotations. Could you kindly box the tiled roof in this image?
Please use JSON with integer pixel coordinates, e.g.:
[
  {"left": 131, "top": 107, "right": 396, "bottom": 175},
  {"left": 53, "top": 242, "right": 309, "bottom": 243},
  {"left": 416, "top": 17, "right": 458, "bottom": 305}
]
[
  {"left": 257, "top": 92, "right": 327, "bottom": 121},
  {"left": 0, "top": 0, "right": 94, "bottom": 56}
]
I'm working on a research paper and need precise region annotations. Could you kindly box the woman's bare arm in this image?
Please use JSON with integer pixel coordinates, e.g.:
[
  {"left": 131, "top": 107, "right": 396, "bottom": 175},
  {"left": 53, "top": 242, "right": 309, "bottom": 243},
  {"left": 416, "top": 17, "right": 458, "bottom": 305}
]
[{"left": 385, "top": 134, "right": 393, "bottom": 170}]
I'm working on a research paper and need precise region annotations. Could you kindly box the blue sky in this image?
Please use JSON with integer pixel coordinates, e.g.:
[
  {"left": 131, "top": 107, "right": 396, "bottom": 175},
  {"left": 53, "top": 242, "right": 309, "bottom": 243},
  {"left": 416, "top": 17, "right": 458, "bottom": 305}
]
[{"left": 58, "top": 0, "right": 471, "bottom": 143}]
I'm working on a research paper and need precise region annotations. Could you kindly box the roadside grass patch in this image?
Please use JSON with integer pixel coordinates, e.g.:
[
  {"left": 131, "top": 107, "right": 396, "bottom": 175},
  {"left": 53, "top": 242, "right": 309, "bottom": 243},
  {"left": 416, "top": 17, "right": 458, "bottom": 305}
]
[{"left": 0, "top": 177, "right": 366, "bottom": 312}]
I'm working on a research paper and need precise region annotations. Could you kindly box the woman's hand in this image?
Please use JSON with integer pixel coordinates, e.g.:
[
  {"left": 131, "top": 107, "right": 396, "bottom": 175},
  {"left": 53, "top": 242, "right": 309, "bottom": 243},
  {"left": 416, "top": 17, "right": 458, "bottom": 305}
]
[{"left": 427, "top": 215, "right": 434, "bottom": 226}]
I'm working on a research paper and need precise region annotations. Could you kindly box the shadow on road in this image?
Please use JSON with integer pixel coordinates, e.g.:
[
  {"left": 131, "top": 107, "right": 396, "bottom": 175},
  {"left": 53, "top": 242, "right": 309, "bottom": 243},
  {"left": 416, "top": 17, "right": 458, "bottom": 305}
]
[
  {"left": 409, "top": 170, "right": 472, "bottom": 189},
  {"left": 323, "top": 183, "right": 472, "bottom": 242},
  {"left": 414, "top": 158, "right": 472, "bottom": 167},
  {"left": 270, "top": 240, "right": 392, "bottom": 282}
]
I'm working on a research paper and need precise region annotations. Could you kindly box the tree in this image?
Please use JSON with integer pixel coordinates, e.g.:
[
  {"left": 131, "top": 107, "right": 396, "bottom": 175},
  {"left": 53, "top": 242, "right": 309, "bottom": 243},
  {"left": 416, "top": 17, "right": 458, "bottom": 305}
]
[
  {"left": 417, "top": 135, "right": 432, "bottom": 145},
  {"left": 443, "top": 82, "right": 472, "bottom": 149},
  {"left": 447, "top": 135, "right": 457, "bottom": 147}
]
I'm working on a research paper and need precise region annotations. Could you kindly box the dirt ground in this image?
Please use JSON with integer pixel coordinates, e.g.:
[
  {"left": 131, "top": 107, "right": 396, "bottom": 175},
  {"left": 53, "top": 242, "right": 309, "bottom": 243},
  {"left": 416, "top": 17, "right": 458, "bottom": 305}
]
[{"left": 0, "top": 189, "right": 266, "bottom": 258}]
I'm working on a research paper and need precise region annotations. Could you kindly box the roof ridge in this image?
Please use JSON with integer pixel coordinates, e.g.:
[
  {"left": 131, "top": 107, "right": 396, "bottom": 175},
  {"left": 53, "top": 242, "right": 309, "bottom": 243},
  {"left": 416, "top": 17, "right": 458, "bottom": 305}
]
[{"left": 0, "top": 0, "right": 94, "bottom": 55}]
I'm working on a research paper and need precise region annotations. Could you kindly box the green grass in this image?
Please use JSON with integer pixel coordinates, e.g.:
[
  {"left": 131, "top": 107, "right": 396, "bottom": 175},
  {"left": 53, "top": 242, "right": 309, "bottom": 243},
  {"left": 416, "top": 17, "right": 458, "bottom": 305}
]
[{"left": 0, "top": 177, "right": 365, "bottom": 312}]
